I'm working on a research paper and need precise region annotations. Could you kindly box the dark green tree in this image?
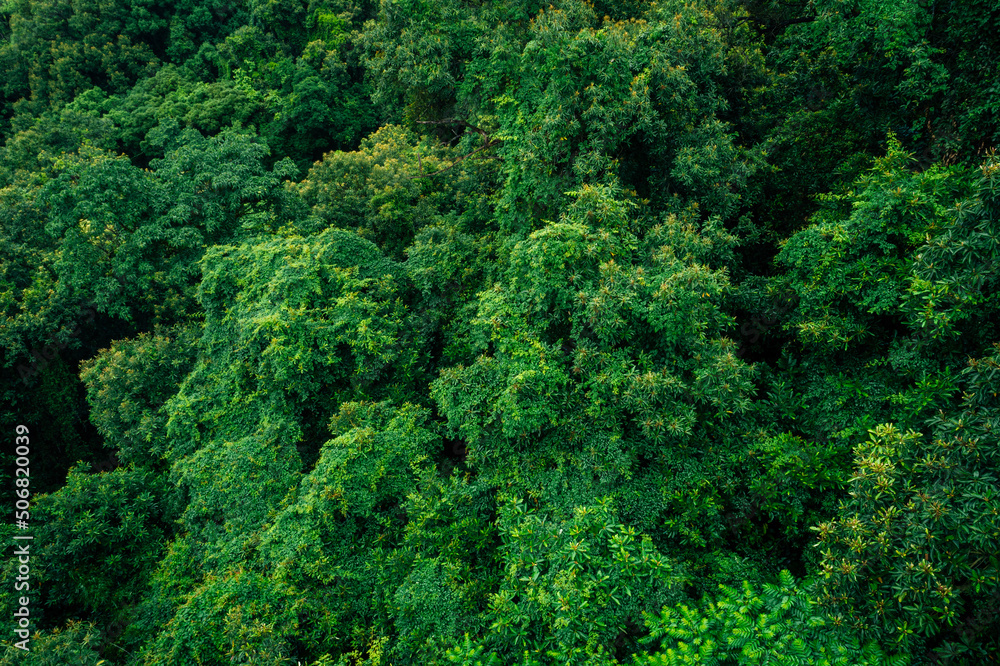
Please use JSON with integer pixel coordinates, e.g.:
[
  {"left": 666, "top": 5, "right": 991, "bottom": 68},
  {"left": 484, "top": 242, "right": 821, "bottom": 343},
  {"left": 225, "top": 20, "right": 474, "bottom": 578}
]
[{"left": 813, "top": 343, "right": 1000, "bottom": 661}]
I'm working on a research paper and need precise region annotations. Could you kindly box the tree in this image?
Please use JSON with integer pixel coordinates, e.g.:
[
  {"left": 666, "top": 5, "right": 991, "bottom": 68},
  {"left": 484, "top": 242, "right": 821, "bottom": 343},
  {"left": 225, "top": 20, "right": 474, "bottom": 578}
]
[
  {"left": 294, "top": 124, "right": 488, "bottom": 260},
  {"left": 0, "top": 620, "right": 105, "bottom": 666},
  {"left": 254, "top": 400, "right": 443, "bottom": 663},
  {"left": 904, "top": 154, "right": 1000, "bottom": 352},
  {"left": 813, "top": 343, "right": 1000, "bottom": 661},
  {"left": 774, "top": 135, "right": 971, "bottom": 355},
  {"left": 386, "top": 469, "right": 499, "bottom": 663},
  {"left": 136, "top": 228, "right": 426, "bottom": 663},
  {"left": 485, "top": 496, "right": 684, "bottom": 665},
  {"left": 79, "top": 324, "right": 201, "bottom": 468},
  {"left": 0, "top": 463, "right": 180, "bottom": 662},
  {"left": 431, "top": 182, "right": 758, "bottom": 581},
  {"left": 635, "top": 571, "right": 908, "bottom": 666}
]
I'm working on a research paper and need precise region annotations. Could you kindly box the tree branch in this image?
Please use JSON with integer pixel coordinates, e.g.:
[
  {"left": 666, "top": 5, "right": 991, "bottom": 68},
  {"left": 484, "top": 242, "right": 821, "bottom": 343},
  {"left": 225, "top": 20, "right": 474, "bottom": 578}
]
[
  {"left": 407, "top": 139, "right": 501, "bottom": 180},
  {"left": 414, "top": 117, "right": 492, "bottom": 143}
]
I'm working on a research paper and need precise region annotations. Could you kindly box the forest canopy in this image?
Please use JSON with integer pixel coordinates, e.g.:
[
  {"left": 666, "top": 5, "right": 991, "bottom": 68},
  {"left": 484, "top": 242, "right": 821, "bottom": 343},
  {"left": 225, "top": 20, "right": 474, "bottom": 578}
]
[{"left": 1, "top": 0, "right": 998, "bottom": 664}]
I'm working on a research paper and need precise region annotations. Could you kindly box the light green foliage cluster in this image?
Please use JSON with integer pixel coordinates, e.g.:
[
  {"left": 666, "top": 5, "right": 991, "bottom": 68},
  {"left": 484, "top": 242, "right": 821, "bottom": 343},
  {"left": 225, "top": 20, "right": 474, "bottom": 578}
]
[
  {"left": 486, "top": 496, "right": 683, "bottom": 664},
  {"left": 636, "top": 571, "right": 908, "bottom": 666},
  {"left": 905, "top": 158, "right": 1000, "bottom": 344},
  {"left": 1, "top": 0, "right": 998, "bottom": 664},
  {"left": 1, "top": 621, "right": 106, "bottom": 665},
  {"left": 814, "top": 343, "right": 1000, "bottom": 659},
  {"left": 777, "top": 136, "right": 972, "bottom": 353},
  {"left": 79, "top": 324, "right": 201, "bottom": 465}
]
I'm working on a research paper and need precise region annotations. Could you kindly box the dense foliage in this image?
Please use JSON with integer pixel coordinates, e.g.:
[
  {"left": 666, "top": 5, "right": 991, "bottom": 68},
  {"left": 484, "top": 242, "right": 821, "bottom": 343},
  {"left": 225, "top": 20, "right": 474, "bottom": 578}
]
[{"left": 1, "top": 0, "right": 998, "bottom": 664}]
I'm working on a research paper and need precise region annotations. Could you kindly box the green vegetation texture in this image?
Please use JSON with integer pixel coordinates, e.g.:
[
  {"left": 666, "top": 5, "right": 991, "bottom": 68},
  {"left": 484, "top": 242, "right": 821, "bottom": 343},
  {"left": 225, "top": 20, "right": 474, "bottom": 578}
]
[{"left": 1, "top": 0, "right": 998, "bottom": 664}]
